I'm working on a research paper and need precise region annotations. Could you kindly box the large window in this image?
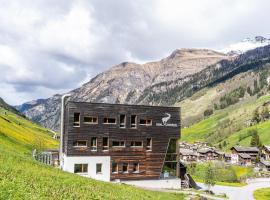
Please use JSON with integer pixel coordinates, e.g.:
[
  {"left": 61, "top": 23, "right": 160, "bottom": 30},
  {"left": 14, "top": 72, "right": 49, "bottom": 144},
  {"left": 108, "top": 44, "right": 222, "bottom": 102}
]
[
  {"left": 133, "top": 163, "right": 139, "bottom": 173},
  {"left": 96, "top": 163, "right": 102, "bottom": 174},
  {"left": 102, "top": 137, "right": 109, "bottom": 151},
  {"left": 84, "top": 116, "right": 98, "bottom": 124},
  {"left": 119, "top": 114, "right": 126, "bottom": 128},
  {"left": 122, "top": 163, "right": 128, "bottom": 173},
  {"left": 103, "top": 117, "right": 116, "bottom": 124},
  {"left": 74, "top": 164, "right": 88, "bottom": 173},
  {"left": 131, "top": 115, "right": 137, "bottom": 128},
  {"left": 112, "top": 162, "right": 118, "bottom": 173},
  {"left": 146, "top": 138, "right": 152, "bottom": 151},
  {"left": 112, "top": 140, "right": 125, "bottom": 147},
  {"left": 91, "top": 137, "right": 97, "bottom": 151},
  {"left": 130, "top": 141, "right": 143, "bottom": 147},
  {"left": 162, "top": 139, "right": 178, "bottom": 177},
  {"left": 73, "top": 140, "right": 87, "bottom": 147},
  {"left": 139, "top": 118, "right": 152, "bottom": 126},
  {"left": 73, "top": 113, "right": 80, "bottom": 127}
]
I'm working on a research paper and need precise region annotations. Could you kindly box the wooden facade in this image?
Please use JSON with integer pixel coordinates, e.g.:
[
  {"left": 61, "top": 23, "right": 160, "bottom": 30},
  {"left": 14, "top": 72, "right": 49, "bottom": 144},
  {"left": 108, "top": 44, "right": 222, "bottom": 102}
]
[{"left": 62, "top": 101, "right": 181, "bottom": 180}]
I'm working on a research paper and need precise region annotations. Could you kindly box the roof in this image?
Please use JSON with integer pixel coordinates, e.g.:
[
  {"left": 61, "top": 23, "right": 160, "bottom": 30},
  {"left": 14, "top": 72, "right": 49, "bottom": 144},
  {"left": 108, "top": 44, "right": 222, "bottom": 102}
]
[
  {"left": 225, "top": 153, "right": 231, "bottom": 158},
  {"left": 231, "top": 146, "right": 259, "bottom": 152},
  {"left": 263, "top": 145, "right": 270, "bottom": 152},
  {"left": 180, "top": 148, "right": 197, "bottom": 156},
  {"left": 260, "top": 159, "right": 270, "bottom": 167},
  {"left": 198, "top": 148, "right": 217, "bottom": 154},
  {"left": 238, "top": 153, "right": 251, "bottom": 159}
]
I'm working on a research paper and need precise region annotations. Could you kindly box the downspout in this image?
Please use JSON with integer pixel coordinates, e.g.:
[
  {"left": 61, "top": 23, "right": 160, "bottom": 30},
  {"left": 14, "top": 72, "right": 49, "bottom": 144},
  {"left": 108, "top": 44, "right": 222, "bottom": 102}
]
[{"left": 59, "top": 94, "right": 71, "bottom": 168}]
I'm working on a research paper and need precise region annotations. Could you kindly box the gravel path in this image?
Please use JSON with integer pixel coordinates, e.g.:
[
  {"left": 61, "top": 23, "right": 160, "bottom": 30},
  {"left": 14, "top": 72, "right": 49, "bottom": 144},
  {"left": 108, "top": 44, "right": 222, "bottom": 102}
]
[{"left": 198, "top": 178, "right": 270, "bottom": 200}]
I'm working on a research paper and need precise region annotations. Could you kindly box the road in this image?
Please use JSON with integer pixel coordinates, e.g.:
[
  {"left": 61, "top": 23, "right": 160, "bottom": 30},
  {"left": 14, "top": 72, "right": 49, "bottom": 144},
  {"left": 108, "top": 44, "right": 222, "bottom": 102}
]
[{"left": 198, "top": 178, "right": 270, "bottom": 200}]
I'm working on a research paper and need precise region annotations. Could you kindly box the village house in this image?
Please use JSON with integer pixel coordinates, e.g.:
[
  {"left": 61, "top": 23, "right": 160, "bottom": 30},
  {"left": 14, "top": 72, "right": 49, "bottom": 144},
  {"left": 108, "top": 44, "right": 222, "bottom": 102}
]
[
  {"left": 180, "top": 148, "right": 197, "bottom": 162},
  {"left": 59, "top": 98, "right": 181, "bottom": 182},
  {"left": 231, "top": 146, "right": 259, "bottom": 165},
  {"left": 262, "top": 145, "right": 270, "bottom": 160},
  {"left": 259, "top": 159, "right": 270, "bottom": 171},
  {"left": 197, "top": 148, "right": 221, "bottom": 161},
  {"left": 224, "top": 153, "right": 232, "bottom": 163}
]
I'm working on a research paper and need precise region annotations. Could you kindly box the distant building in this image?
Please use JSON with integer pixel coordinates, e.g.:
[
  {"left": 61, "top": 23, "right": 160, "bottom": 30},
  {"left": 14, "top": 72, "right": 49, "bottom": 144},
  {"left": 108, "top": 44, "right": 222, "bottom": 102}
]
[
  {"left": 259, "top": 159, "right": 270, "bottom": 171},
  {"left": 180, "top": 148, "right": 197, "bottom": 162},
  {"left": 231, "top": 146, "right": 259, "bottom": 165},
  {"left": 197, "top": 148, "right": 221, "bottom": 161},
  {"left": 59, "top": 100, "right": 181, "bottom": 181},
  {"left": 262, "top": 145, "right": 270, "bottom": 160}
]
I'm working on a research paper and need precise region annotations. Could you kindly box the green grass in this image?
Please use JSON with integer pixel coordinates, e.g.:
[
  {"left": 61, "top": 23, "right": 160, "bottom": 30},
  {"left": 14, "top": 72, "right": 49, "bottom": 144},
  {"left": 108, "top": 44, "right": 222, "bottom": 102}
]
[
  {"left": 253, "top": 188, "right": 270, "bottom": 200},
  {"left": 181, "top": 93, "right": 270, "bottom": 149},
  {"left": 187, "top": 162, "right": 254, "bottom": 187},
  {"left": 0, "top": 107, "right": 185, "bottom": 200}
]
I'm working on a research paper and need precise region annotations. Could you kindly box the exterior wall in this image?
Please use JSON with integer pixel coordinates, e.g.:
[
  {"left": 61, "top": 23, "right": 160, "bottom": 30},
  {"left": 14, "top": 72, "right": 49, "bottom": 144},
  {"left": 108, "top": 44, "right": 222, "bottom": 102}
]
[
  {"left": 62, "top": 154, "right": 111, "bottom": 181},
  {"left": 61, "top": 102, "right": 181, "bottom": 181}
]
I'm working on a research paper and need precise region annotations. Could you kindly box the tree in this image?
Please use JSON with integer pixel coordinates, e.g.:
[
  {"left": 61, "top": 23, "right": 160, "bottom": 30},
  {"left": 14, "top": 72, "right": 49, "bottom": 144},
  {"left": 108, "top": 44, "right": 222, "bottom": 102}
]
[
  {"left": 261, "top": 106, "right": 269, "bottom": 121},
  {"left": 204, "top": 162, "right": 216, "bottom": 192},
  {"left": 252, "top": 108, "right": 260, "bottom": 124},
  {"left": 204, "top": 109, "right": 213, "bottom": 117},
  {"left": 222, "top": 141, "right": 227, "bottom": 147},
  {"left": 250, "top": 129, "right": 262, "bottom": 148}
]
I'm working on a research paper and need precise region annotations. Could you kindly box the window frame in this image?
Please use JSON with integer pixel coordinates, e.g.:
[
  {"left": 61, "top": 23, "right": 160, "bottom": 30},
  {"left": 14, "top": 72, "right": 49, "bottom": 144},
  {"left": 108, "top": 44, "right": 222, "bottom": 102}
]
[
  {"left": 73, "top": 140, "right": 87, "bottom": 148},
  {"left": 132, "top": 163, "right": 140, "bottom": 173},
  {"left": 83, "top": 116, "right": 98, "bottom": 124},
  {"left": 103, "top": 117, "right": 117, "bottom": 124},
  {"left": 139, "top": 118, "right": 152, "bottom": 126},
  {"left": 130, "top": 115, "right": 137, "bottom": 129},
  {"left": 90, "top": 137, "right": 97, "bottom": 151},
  {"left": 119, "top": 114, "right": 126, "bottom": 128},
  {"left": 112, "top": 162, "right": 118, "bottom": 174},
  {"left": 122, "top": 163, "right": 129, "bottom": 173},
  {"left": 146, "top": 138, "right": 152, "bottom": 151},
  {"left": 73, "top": 112, "right": 80, "bottom": 127},
  {"left": 112, "top": 140, "right": 125, "bottom": 148},
  {"left": 74, "top": 163, "right": 88, "bottom": 173},
  {"left": 96, "top": 163, "right": 102, "bottom": 174},
  {"left": 102, "top": 137, "right": 109, "bottom": 151},
  {"left": 130, "top": 141, "right": 143, "bottom": 148}
]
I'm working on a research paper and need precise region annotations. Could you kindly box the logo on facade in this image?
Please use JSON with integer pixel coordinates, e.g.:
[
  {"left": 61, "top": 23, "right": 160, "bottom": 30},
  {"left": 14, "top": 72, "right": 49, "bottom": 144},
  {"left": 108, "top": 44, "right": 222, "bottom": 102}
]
[{"left": 156, "top": 113, "right": 177, "bottom": 127}]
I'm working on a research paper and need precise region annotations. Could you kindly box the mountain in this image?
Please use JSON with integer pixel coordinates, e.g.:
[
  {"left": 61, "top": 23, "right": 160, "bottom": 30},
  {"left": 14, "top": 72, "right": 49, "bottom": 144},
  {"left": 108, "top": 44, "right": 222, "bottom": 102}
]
[
  {"left": 16, "top": 49, "right": 230, "bottom": 131},
  {"left": 220, "top": 36, "right": 270, "bottom": 55}
]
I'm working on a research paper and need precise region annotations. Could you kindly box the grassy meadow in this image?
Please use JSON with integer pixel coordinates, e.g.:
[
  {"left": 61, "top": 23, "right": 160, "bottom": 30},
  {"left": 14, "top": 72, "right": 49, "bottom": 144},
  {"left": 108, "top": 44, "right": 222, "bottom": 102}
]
[{"left": 253, "top": 188, "right": 270, "bottom": 200}]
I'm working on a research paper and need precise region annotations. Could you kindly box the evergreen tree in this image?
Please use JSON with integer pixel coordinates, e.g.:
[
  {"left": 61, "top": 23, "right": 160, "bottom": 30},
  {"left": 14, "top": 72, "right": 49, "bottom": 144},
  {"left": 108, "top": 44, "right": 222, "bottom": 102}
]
[
  {"left": 250, "top": 130, "right": 262, "bottom": 148},
  {"left": 252, "top": 108, "right": 260, "bottom": 124},
  {"left": 261, "top": 106, "right": 269, "bottom": 121}
]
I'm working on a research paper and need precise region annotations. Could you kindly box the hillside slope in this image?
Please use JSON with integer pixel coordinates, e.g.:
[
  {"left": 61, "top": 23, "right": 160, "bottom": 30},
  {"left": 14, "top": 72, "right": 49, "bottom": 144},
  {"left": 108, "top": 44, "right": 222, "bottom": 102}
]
[
  {"left": 180, "top": 61, "right": 270, "bottom": 150},
  {"left": 0, "top": 103, "right": 183, "bottom": 199}
]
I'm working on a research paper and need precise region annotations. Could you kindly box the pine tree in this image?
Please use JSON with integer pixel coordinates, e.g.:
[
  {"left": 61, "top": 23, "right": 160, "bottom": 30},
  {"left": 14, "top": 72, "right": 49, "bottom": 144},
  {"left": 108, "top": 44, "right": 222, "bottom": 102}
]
[
  {"left": 252, "top": 108, "right": 260, "bottom": 124},
  {"left": 250, "top": 130, "right": 262, "bottom": 148},
  {"left": 261, "top": 106, "right": 269, "bottom": 121}
]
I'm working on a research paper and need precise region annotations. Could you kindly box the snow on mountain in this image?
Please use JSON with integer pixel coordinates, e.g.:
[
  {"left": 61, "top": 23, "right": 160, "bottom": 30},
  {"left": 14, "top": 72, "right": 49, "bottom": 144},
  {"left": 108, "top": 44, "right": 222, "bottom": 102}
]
[{"left": 220, "top": 36, "right": 270, "bottom": 55}]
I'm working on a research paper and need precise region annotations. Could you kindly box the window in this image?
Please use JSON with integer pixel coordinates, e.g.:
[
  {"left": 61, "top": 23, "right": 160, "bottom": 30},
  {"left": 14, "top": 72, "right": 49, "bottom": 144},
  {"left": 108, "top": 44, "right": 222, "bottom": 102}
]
[
  {"left": 112, "top": 162, "right": 118, "bottom": 173},
  {"left": 122, "top": 163, "right": 128, "bottom": 173},
  {"left": 73, "top": 140, "right": 87, "bottom": 147},
  {"left": 130, "top": 141, "right": 143, "bottom": 147},
  {"left": 120, "top": 114, "right": 126, "bottom": 128},
  {"left": 133, "top": 163, "right": 139, "bottom": 173},
  {"left": 112, "top": 140, "right": 125, "bottom": 147},
  {"left": 146, "top": 138, "right": 152, "bottom": 151},
  {"left": 91, "top": 137, "right": 97, "bottom": 151},
  {"left": 73, "top": 113, "right": 80, "bottom": 127},
  {"left": 84, "top": 116, "right": 98, "bottom": 124},
  {"left": 131, "top": 115, "right": 137, "bottom": 128},
  {"left": 74, "top": 164, "right": 88, "bottom": 173},
  {"left": 102, "top": 137, "right": 109, "bottom": 151},
  {"left": 103, "top": 117, "right": 116, "bottom": 124},
  {"left": 96, "top": 163, "right": 102, "bottom": 174},
  {"left": 140, "top": 118, "right": 152, "bottom": 126}
]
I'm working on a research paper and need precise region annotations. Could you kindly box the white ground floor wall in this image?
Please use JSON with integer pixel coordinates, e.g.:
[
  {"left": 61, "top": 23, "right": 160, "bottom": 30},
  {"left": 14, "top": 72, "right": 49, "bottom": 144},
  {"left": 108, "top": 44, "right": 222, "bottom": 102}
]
[{"left": 61, "top": 154, "right": 111, "bottom": 182}]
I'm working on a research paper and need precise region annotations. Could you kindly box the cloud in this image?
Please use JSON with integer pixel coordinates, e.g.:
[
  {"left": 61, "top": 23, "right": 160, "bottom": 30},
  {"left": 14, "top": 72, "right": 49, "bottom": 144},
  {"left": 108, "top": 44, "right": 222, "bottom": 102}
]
[{"left": 0, "top": 0, "right": 270, "bottom": 105}]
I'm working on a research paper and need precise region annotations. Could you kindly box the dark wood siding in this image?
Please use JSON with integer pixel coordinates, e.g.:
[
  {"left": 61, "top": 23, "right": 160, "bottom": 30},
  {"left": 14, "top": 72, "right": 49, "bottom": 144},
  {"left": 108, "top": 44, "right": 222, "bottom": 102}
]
[{"left": 63, "top": 101, "right": 181, "bottom": 180}]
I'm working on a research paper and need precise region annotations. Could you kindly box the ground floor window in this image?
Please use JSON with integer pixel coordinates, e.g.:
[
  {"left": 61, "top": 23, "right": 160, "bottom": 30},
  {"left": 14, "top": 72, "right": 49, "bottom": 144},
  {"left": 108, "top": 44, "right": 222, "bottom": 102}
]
[
  {"left": 96, "top": 163, "right": 102, "bottom": 174},
  {"left": 112, "top": 162, "right": 118, "bottom": 173},
  {"left": 74, "top": 164, "right": 88, "bottom": 173},
  {"left": 122, "top": 163, "right": 129, "bottom": 173},
  {"left": 133, "top": 163, "right": 139, "bottom": 173}
]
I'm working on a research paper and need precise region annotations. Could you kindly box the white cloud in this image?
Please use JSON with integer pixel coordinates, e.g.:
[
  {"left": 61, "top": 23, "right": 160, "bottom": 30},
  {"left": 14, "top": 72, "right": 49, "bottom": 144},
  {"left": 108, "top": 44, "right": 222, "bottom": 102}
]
[{"left": 0, "top": 0, "right": 270, "bottom": 105}]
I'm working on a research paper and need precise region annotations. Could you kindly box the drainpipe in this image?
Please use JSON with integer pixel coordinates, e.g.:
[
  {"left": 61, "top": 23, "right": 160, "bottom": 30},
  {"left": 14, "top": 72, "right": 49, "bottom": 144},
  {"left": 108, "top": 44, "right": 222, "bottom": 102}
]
[{"left": 59, "top": 94, "right": 71, "bottom": 168}]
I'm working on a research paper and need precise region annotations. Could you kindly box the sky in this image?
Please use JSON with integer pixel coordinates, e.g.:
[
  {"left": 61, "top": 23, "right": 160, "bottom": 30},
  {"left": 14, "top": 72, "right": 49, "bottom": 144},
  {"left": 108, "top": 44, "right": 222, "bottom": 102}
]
[{"left": 0, "top": 0, "right": 270, "bottom": 105}]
